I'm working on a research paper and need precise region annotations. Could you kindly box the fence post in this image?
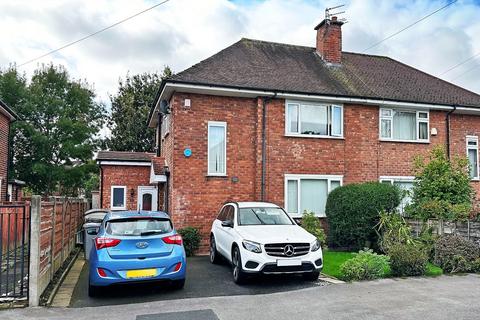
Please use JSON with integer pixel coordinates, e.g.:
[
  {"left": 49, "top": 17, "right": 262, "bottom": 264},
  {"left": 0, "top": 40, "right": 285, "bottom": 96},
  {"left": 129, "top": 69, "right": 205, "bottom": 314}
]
[
  {"left": 49, "top": 197, "right": 56, "bottom": 280},
  {"left": 28, "top": 196, "right": 41, "bottom": 307}
]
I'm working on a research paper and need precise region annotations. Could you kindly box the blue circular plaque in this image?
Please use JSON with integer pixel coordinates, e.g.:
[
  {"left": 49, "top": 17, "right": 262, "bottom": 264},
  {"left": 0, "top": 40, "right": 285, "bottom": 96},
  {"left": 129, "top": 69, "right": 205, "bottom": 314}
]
[{"left": 183, "top": 148, "right": 192, "bottom": 157}]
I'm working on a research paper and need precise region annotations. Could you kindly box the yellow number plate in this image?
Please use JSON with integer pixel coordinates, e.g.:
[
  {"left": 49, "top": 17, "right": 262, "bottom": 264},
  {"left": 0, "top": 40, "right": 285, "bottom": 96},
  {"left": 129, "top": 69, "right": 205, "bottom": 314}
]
[{"left": 126, "top": 268, "right": 157, "bottom": 278}]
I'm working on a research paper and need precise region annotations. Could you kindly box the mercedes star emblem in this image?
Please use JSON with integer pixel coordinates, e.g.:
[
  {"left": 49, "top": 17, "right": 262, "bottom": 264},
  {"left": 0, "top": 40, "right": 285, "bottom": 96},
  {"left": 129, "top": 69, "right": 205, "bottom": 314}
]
[{"left": 284, "top": 244, "right": 295, "bottom": 257}]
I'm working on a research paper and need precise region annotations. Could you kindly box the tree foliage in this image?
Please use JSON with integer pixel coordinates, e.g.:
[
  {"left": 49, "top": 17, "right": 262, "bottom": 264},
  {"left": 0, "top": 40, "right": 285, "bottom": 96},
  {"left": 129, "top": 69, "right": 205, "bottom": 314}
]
[
  {"left": 407, "top": 146, "right": 474, "bottom": 221},
  {"left": 0, "top": 65, "right": 106, "bottom": 196},
  {"left": 106, "top": 67, "right": 172, "bottom": 152}
]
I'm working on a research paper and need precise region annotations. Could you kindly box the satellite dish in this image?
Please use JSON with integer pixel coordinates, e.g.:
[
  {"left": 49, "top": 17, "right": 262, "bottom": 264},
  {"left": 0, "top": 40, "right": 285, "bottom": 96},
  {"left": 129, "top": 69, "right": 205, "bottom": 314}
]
[{"left": 160, "top": 100, "right": 170, "bottom": 114}]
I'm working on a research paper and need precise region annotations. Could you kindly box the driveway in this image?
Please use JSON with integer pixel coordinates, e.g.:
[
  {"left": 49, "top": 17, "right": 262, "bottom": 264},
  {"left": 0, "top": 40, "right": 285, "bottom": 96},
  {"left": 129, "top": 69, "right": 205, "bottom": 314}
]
[
  {"left": 70, "top": 256, "right": 327, "bottom": 307},
  {"left": 3, "top": 274, "right": 480, "bottom": 320}
]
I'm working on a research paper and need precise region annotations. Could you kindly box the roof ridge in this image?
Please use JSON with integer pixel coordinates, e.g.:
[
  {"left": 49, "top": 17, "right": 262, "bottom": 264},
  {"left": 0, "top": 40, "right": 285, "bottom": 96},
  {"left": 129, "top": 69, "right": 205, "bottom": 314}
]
[{"left": 240, "top": 38, "right": 314, "bottom": 50}]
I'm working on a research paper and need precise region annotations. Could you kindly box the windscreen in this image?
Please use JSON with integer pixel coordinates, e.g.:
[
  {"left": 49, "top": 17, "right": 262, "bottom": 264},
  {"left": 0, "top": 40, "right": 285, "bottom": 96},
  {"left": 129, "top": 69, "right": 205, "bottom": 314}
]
[
  {"left": 106, "top": 218, "right": 172, "bottom": 236},
  {"left": 238, "top": 207, "right": 293, "bottom": 226}
]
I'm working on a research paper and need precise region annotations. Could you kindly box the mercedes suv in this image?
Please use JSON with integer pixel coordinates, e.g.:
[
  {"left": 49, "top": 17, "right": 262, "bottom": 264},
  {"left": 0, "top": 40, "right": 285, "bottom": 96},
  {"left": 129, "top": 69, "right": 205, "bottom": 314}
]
[{"left": 209, "top": 202, "right": 323, "bottom": 284}]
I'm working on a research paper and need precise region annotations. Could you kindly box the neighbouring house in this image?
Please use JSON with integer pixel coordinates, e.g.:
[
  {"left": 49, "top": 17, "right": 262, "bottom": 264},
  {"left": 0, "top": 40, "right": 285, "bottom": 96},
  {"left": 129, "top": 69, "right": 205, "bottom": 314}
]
[
  {"left": 0, "top": 99, "right": 16, "bottom": 201},
  {"left": 100, "top": 16, "right": 480, "bottom": 250},
  {"left": 96, "top": 151, "right": 167, "bottom": 212}
]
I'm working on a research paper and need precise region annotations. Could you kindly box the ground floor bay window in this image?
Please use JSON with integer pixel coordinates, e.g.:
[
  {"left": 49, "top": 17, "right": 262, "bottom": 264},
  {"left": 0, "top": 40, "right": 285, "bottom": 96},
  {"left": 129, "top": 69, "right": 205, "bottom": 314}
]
[{"left": 285, "top": 174, "right": 342, "bottom": 217}]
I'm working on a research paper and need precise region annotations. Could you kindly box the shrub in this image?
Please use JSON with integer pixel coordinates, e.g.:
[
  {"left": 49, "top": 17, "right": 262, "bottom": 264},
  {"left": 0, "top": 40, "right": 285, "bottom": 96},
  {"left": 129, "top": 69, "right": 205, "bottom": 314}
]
[
  {"left": 375, "top": 210, "right": 415, "bottom": 254},
  {"left": 388, "top": 243, "right": 428, "bottom": 277},
  {"left": 408, "top": 146, "right": 474, "bottom": 221},
  {"left": 301, "top": 211, "right": 327, "bottom": 248},
  {"left": 326, "top": 182, "right": 401, "bottom": 250},
  {"left": 434, "top": 235, "right": 480, "bottom": 273},
  {"left": 339, "top": 249, "right": 390, "bottom": 281},
  {"left": 178, "top": 227, "right": 201, "bottom": 257}
]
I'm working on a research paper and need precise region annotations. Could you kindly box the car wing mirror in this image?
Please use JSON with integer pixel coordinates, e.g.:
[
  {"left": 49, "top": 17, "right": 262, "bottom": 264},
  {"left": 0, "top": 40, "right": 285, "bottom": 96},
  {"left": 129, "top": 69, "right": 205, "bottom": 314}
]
[{"left": 221, "top": 220, "right": 233, "bottom": 228}]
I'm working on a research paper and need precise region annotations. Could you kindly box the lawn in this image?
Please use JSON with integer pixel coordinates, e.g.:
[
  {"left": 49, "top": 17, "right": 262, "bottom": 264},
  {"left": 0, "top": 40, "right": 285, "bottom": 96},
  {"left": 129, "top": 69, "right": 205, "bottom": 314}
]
[{"left": 322, "top": 250, "right": 443, "bottom": 279}]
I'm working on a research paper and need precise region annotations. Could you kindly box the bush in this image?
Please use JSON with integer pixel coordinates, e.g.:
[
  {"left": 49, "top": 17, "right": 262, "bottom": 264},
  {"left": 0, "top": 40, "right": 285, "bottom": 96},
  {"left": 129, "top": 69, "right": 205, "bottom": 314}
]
[
  {"left": 178, "top": 227, "right": 201, "bottom": 257},
  {"left": 301, "top": 211, "right": 327, "bottom": 248},
  {"left": 375, "top": 210, "right": 415, "bottom": 254},
  {"left": 339, "top": 249, "right": 390, "bottom": 281},
  {"left": 434, "top": 235, "right": 480, "bottom": 273},
  {"left": 326, "top": 182, "right": 401, "bottom": 250},
  {"left": 388, "top": 244, "right": 428, "bottom": 277}
]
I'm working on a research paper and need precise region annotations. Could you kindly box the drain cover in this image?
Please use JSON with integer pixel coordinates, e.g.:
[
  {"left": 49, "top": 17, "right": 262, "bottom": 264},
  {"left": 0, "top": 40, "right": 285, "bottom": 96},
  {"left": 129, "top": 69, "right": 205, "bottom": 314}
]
[{"left": 137, "top": 309, "right": 219, "bottom": 320}]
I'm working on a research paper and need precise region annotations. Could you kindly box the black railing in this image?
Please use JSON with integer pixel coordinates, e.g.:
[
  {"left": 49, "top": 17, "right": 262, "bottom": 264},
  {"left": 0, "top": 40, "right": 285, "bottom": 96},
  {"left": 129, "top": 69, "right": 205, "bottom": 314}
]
[{"left": 0, "top": 204, "right": 30, "bottom": 300}]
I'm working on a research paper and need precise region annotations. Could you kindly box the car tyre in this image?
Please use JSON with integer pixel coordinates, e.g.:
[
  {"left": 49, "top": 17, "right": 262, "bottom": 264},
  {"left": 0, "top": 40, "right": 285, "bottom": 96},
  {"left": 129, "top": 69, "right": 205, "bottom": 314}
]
[
  {"left": 303, "top": 270, "right": 320, "bottom": 281},
  {"left": 210, "top": 235, "right": 221, "bottom": 264},
  {"left": 232, "top": 246, "right": 247, "bottom": 284},
  {"left": 88, "top": 282, "right": 100, "bottom": 297},
  {"left": 171, "top": 278, "right": 185, "bottom": 290}
]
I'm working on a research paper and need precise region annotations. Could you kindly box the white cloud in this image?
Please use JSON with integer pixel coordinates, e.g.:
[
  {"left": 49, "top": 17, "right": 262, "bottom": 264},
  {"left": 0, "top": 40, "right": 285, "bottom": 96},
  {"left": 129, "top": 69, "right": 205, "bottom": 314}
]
[{"left": 1, "top": 0, "right": 479, "bottom": 112}]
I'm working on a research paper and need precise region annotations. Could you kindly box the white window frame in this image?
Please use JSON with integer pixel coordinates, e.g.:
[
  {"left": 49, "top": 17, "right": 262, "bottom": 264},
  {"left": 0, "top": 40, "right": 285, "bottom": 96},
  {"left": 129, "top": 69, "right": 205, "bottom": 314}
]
[
  {"left": 284, "top": 174, "right": 343, "bottom": 218},
  {"left": 466, "top": 135, "right": 479, "bottom": 180},
  {"left": 285, "top": 101, "right": 344, "bottom": 139},
  {"left": 379, "top": 176, "right": 415, "bottom": 214},
  {"left": 110, "top": 185, "right": 127, "bottom": 210},
  {"left": 207, "top": 121, "right": 227, "bottom": 176},
  {"left": 379, "top": 108, "right": 429, "bottom": 143},
  {"left": 161, "top": 114, "right": 170, "bottom": 138}
]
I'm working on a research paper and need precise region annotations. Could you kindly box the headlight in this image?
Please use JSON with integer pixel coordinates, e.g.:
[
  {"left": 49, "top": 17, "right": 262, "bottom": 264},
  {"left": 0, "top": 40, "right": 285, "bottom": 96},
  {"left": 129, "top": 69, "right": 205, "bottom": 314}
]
[
  {"left": 311, "top": 239, "right": 321, "bottom": 252},
  {"left": 242, "top": 240, "right": 262, "bottom": 253}
]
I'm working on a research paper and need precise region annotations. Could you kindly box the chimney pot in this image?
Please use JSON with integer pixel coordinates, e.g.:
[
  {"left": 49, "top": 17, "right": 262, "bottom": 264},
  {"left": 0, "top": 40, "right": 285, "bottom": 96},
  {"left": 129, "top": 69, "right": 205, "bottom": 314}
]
[{"left": 314, "top": 17, "right": 344, "bottom": 65}]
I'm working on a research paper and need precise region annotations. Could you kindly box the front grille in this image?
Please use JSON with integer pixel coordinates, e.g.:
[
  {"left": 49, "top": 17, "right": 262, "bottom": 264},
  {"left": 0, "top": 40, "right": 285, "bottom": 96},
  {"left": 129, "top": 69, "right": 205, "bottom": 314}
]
[
  {"left": 261, "top": 262, "right": 315, "bottom": 274},
  {"left": 264, "top": 243, "right": 310, "bottom": 257}
]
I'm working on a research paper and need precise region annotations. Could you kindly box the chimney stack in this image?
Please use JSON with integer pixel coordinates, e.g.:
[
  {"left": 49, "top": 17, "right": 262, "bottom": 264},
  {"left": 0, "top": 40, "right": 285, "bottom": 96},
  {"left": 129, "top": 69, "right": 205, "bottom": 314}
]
[{"left": 314, "top": 16, "right": 344, "bottom": 65}]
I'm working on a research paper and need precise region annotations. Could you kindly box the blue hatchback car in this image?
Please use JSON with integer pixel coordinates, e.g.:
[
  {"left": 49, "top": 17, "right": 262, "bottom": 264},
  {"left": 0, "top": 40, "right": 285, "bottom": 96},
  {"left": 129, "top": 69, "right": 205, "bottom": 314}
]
[{"left": 88, "top": 211, "right": 186, "bottom": 297}]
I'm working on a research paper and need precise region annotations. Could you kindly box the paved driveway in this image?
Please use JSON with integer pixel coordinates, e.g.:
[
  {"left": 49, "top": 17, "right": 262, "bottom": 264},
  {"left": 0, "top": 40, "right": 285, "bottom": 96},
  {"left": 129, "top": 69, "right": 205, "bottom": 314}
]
[
  {"left": 3, "top": 274, "right": 480, "bottom": 320},
  {"left": 70, "top": 256, "right": 326, "bottom": 307}
]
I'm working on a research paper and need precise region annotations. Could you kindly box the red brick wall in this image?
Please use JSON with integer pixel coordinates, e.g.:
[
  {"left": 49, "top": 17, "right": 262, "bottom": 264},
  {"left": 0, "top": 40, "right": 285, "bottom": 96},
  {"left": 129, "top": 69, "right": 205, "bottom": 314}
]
[
  {"left": 0, "top": 113, "right": 10, "bottom": 201},
  {"left": 158, "top": 93, "right": 480, "bottom": 252},
  {"left": 100, "top": 165, "right": 152, "bottom": 210}
]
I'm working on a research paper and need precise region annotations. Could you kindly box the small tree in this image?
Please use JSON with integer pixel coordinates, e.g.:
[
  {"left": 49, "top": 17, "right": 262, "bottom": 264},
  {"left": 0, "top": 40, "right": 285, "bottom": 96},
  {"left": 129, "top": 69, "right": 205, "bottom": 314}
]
[
  {"left": 301, "top": 211, "right": 327, "bottom": 248},
  {"left": 407, "top": 146, "right": 474, "bottom": 222}
]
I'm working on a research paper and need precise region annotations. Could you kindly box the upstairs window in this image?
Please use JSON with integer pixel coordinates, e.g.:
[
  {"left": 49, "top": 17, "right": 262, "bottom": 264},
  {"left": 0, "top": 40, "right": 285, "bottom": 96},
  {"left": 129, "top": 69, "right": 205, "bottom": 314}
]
[
  {"left": 380, "top": 108, "right": 429, "bottom": 142},
  {"left": 467, "top": 136, "right": 479, "bottom": 179},
  {"left": 286, "top": 102, "right": 343, "bottom": 137},
  {"left": 208, "top": 121, "right": 227, "bottom": 176}
]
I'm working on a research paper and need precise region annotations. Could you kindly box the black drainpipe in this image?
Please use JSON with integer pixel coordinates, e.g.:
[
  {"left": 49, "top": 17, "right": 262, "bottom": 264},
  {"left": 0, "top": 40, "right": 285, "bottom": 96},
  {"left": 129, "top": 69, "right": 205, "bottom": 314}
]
[
  {"left": 165, "top": 170, "right": 170, "bottom": 214},
  {"left": 260, "top": 93, "right": 277, "bottom": 201},
  {"left": 446, "top": 105, "right": 457, "bottom": 159},
  {"left": 156, "top": 112, "right": 162, "bottom": 157},
  {"left": 5, "top": 123, "right": 12, "bottom": 201}
]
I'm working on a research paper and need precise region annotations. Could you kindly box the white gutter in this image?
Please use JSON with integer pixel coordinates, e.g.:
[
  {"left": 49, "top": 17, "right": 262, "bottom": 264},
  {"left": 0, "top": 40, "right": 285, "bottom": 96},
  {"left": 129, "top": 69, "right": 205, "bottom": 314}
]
[
  {"left": 149, "top": 82, "right": 480, "bottom": 126},
  {"left": 97, "top": 161, "right": 151, "bottom": 167}
]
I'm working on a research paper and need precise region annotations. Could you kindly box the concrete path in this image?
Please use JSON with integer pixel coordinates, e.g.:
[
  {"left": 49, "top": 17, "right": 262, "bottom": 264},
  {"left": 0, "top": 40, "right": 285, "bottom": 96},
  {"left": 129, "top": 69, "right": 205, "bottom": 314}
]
[
  {"left": 51, "top": 256, "right": 85, "bottom": 307},
  {"left": 2, "top": 274, "right": 480, "bottom": 320}
]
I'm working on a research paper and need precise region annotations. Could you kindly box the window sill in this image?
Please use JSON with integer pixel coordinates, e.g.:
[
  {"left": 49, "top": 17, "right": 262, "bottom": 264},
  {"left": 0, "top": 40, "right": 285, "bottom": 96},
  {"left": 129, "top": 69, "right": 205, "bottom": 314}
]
[
  {"left": 206, "top": 174, "right": 228, "bottom": 178},
  {"left": 111, "top": 207, "right": 126, "bottom": 211},
  {"left": 471, "top": 178, "right": 480, "bottom": 182},
  {"left": 288, "top": 213, "right": 327, "bottom": 219},
  {"left": 284, "top": 133, "right": 344, "bottom": 140},
  {"left": 379, "top": 138, "right": 430, "bottom": 144}
]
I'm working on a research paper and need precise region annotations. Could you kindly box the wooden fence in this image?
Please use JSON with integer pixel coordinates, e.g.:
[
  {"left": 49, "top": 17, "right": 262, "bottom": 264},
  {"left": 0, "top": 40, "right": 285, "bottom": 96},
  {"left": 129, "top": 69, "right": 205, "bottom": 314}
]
[{"left": 407, "top": 218, "right": 480, "bottom": 245}]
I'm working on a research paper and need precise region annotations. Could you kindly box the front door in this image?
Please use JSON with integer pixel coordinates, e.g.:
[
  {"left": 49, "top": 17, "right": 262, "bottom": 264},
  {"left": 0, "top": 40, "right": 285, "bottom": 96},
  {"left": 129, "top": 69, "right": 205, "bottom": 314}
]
[{"left": 138, "top": 186, "right": 158, "bottom": 211}]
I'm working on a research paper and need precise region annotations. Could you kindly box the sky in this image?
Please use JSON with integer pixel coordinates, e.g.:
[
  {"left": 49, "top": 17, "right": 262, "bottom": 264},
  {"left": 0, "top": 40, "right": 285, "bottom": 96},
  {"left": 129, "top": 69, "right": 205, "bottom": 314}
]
[{"left": 1, "top": 0, "right": 480, "bottom": 120}]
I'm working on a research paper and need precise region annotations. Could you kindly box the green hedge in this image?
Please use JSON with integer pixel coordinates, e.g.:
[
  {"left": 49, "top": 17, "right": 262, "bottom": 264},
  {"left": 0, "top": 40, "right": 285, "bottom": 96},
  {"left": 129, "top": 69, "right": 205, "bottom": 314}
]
[
  {"left": 326, "top": 182, "right": 401, "bottom": 250},
  {"left": 389, "top": 244, "right": 428, "bottom": 276},
  {"left": 178, "top": 227, "right": 201, "bottom": 257},
  {"left": 434, "top": 235, "right": 480, "bottom": 273}
]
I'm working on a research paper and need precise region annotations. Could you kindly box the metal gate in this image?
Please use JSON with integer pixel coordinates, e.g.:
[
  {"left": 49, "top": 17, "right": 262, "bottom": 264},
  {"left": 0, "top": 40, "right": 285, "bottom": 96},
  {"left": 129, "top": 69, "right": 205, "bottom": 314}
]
[{"left": 0, "top": 204, "right": 30, "bottom": 301}]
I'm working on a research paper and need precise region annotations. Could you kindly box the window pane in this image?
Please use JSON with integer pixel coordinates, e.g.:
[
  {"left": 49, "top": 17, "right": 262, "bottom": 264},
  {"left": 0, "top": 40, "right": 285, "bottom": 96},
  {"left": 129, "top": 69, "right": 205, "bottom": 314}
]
[
  {"left": 419, "top": 122, "right": 428, "bottom": 140},
  {"left": 331, "top": 180, "right": 341, "bottom": 190},
  {"left": 300, "top": 105, "right": 327, "bottom": 135},
  {"left": 287, "top": 180, "right": 298, "bottom": 213},
  {"left": 208, "top": 125, "right": 226, "bottom": 174},
  {"left": 332, "top": 106, "right": 342, "bottom": 136},
  {"left": 468, "top": 149, "right": 478, "bottom": 178},
  {"left": 381, "top": 109, "right": 392, "bottom": 117},
  {"left": 300, "top": 179, "right": 328, "bottom": 217},
  {"left": 418, "top": 112, "right": 428, "bottom": 119},
  {"left": 381, "top": 119, "right": 392, "bottom": 138},
  {"left": 393, "top": 111, "right": 416, "bottom": 140},
  {"left": 113, "top": 188, "right": 124, "bottom": 207},
  {"left": 142, "top": 193, "right": 152, "bottom": 211},
  {"left": 393, "top": 181, "right": 414, "bottom": 213},
  {"left": 287, "top": 104, "right": 299, "bottom": 133}
]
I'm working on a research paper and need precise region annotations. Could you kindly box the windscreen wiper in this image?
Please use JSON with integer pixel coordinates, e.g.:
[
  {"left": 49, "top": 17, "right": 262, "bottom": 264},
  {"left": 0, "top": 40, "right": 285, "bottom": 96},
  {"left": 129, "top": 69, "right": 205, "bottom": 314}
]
[{"left": 140, "top": 230, "right": 164, "bottom": 236}]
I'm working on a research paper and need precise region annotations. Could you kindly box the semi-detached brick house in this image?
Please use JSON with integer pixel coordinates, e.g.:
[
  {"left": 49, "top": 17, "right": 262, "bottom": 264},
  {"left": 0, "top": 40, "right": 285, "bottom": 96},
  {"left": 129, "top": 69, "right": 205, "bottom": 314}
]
[
  {"left": 99, "top": 17, "right": 480, "bottom": 250},
  {"left": 0, "top": 99, "right": 17, "bottom": 201}
]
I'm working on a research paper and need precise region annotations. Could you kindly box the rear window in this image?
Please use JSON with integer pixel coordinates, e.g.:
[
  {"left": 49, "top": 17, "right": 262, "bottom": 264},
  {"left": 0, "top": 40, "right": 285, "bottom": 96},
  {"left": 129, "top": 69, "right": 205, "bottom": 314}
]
[{"left": 106, "top": 218, "right": 173, "bottom": 236}]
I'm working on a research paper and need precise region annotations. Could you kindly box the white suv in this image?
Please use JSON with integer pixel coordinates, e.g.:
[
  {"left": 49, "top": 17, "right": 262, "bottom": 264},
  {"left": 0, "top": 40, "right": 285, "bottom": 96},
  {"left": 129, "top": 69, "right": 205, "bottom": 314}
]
[{"left": 209, "top": 202, "right": 323, "bottom": 284}]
